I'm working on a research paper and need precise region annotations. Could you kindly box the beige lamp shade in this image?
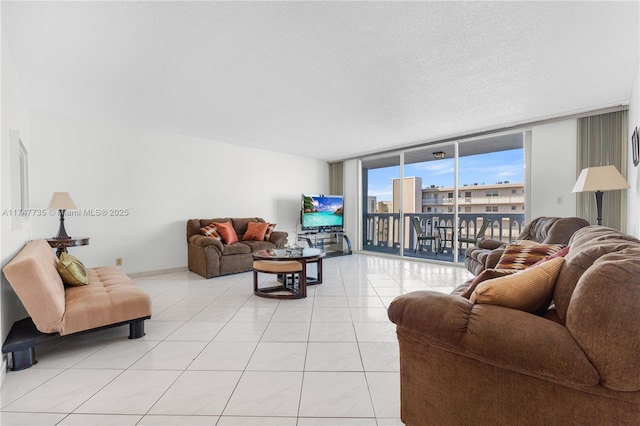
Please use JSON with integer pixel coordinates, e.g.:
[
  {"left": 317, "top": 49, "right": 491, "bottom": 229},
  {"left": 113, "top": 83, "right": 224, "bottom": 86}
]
[
  {"left": 48, "top": 192, "right": 77, "bottom": 210},
  {"left": 571, "top": 165, "right": 629, "bottom": 193}
]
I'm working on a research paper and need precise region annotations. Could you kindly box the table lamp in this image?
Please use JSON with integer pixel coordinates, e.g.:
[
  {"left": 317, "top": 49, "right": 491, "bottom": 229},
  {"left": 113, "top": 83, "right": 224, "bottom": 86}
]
[
  {"left": 571, "top": 165, "right": 629, "bottom": 225},
  {"left": 48, "top": 192, "right": 77, "bottom": 239}
]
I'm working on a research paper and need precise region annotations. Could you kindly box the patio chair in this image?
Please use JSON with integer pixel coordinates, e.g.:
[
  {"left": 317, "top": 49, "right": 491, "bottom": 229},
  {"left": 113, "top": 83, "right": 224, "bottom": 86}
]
[
  {"left": 411, "top": 217, "right": 440, "bottom": 253},
  {"left": 458, "top": 218, "right": 490, "bottom": 250}
]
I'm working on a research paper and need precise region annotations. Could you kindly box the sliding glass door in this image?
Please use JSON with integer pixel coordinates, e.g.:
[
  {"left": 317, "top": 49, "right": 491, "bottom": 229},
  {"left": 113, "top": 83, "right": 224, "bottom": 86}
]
[
  {"left": 362, "top": 154, "right": 402, "bottom": 256},
  {"left": 403, "top": 144, "right": 456, "bottom": 260},
  {"left": 361, "top": 132, "right": 526, "bottom": 263}
]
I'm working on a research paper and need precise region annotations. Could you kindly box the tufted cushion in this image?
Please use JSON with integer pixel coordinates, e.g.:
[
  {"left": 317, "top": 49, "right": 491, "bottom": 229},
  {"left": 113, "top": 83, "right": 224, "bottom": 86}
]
[{"left": 62, "top": 266, "right": 152, "bottom": 336}]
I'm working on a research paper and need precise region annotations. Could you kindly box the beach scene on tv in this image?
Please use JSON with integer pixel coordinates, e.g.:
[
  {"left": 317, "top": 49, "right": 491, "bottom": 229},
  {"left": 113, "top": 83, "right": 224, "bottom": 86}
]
[{"left": 302, "top": 195, "right": 344, "bottom": 229}]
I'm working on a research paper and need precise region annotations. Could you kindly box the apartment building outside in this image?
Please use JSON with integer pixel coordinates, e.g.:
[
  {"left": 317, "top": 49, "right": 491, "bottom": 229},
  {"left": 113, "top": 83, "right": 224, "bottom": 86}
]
[{"left": 422, "top": 181, "right": 525, "bottom": 214}]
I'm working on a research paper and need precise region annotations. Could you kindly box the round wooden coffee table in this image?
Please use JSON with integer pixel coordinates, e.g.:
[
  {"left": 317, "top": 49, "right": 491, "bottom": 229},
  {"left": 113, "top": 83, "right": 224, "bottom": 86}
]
[{"left": 252, "top": 248, "right": 325, "bottom": 299}]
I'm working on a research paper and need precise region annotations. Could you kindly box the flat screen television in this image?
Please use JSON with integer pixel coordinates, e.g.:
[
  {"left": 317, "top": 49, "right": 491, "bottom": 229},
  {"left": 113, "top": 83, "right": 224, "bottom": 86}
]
[{"left": 301, "top": 194, "right": 344, "bottom": 231}]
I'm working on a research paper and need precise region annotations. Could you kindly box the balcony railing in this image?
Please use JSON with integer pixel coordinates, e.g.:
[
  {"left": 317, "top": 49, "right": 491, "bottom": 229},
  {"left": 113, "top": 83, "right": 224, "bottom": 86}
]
[{"left": 363, "top": 213, "right": 525, "bottom": 262}]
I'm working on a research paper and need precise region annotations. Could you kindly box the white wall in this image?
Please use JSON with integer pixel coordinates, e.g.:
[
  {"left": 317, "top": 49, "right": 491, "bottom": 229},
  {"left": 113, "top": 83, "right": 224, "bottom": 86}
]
[
  {"left": 529, "top": 119, "right": 578, "bottom": 219},
  {"left": 627, "top": 66, "right": 640, "bottom": 238},
  {"left": 26, "top": 109, "right": 328, "bottom": 274},
  {"left": 1, "top": 29, "right": 32, "bottom": 373}
]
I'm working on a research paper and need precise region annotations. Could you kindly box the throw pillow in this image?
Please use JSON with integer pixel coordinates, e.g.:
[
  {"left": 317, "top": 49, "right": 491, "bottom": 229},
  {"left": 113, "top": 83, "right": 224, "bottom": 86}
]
[
  {"left": 213, "top": 221, "right": 239, "bottom": 245},
  {"left": 531, "top": 245, "right": 570, "bottom": 267},
  {"left": 243, "top": 222, "right": 270, "bottom": 241},
  {"left": 495, "top": 243, "right": 565, "bottom": 270},
  {"left": 514, "top": 239, "right": 541, "bottom": 247},
  {"left": 264, "top": 223, "right": 277, "bottom": 241},
  {"left": 57, "top": 252, "right": 89, "bottom": 286},
  {"left": 470, "top": 257, "right": 565, "bottom": 313},
  {"left": 200, "top": 223, "right": 222, "bottom": 241},
  {"left": 459, "top": 269, "right": 518, "bottom": 299}
]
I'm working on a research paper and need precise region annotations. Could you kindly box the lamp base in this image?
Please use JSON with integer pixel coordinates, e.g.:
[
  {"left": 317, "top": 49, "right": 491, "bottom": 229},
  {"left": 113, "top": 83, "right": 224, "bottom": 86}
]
[
  {"left": 594, "top": 191, "right": 603, "bottom": 226},
  {"left": 53, "top": 210, "right": 71, "bottom": 239}
]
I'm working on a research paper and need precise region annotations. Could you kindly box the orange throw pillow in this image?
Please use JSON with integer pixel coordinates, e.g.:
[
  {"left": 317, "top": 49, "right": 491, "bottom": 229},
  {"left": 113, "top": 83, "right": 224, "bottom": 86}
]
[
  {"left": 213, "top": 221, "right": 239, "bottom": 245},
  {"left": 243, "top": 222, "right": 270, "bottom": 241}
]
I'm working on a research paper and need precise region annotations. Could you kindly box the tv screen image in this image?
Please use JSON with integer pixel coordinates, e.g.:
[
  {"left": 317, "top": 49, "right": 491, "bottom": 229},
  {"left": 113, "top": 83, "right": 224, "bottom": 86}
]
[{"left": 301, "top": 194, "right": 344, "bottom": 231}]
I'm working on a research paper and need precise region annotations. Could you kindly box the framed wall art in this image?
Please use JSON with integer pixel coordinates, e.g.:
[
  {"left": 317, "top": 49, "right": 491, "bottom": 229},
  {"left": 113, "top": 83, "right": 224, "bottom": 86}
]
[{"left": 633, "top": 126, "right": 639, "bottom": 167}]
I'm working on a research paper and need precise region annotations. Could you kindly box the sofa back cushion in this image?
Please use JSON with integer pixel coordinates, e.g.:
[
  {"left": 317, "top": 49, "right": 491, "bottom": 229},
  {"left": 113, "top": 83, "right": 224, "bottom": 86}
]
[
  {"left": 565, "top": 247, "right": 640, "bottom": 391},
  {"left": 231, "top": 217, "right": 266, "bottom": 238},
  {"left": 517, "top": 216, "right": 590, "bottom": 244},
  {"left": 187, "top": 217, "right": 266, "bottom": 241},
  {"left": 554, "top": 226, "right": 640, "bottom": 323},
  {"left": 187, "top": 218, "right": 230, "bottom": 240},
  {"left": 2, "top": 240, "right": 66, "bottom": 333}
]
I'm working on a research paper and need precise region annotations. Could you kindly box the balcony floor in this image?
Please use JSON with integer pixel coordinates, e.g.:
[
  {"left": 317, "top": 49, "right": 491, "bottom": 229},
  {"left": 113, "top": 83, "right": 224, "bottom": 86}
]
[{"left": 363, "top": 244, "right": 469, "bottom": 265}]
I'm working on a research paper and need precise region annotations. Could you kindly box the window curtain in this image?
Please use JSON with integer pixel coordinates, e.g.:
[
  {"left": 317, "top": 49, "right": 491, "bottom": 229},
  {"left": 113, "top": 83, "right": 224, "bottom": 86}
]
[
  {"left": 576, "top": 110, "right": 628, "bottom": 231},
  {"left": 329, "top": 161, "right": 343, "bottom": 195}
]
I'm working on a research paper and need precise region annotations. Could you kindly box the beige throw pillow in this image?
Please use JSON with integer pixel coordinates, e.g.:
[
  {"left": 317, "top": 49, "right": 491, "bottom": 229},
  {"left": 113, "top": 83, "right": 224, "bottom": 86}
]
[{"left": 470, "top": 257, "right": 565, "bottom": 313}]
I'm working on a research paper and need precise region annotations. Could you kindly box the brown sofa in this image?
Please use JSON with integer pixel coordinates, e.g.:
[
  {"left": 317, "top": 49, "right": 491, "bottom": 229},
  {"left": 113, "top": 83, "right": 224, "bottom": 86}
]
[
  {"left": 465, "top": 216, "right": 590, "bottom": 275},
  {"left": 187, "top": 217, "right": 288, "bottom": 278},
  {"left": 388, "top": 226, "right": 640, "bottom": 425},
  {"left": 2, "top": 240, "right": 152, "bottom": 370}
]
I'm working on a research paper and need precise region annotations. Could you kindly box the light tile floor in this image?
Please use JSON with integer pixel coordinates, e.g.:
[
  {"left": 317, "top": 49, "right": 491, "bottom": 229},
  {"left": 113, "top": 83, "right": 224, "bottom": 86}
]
[{"left": 0, "top": 254, "right": 472, "bottom": 426}]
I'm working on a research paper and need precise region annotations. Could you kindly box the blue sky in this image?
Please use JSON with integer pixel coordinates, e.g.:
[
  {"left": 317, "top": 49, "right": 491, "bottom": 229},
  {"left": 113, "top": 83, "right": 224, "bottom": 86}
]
[
  {"left": 368, "top": 149, "right": 524, "bottom": 201},
  {"left": 308, "top": 195, "right": 343, "bottom": 212}
]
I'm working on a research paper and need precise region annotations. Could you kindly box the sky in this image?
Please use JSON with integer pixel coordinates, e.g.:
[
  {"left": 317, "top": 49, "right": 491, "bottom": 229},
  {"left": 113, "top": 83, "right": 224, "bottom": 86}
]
[{"left": 368, "top": 149, "right": 524, "bottom": 201}]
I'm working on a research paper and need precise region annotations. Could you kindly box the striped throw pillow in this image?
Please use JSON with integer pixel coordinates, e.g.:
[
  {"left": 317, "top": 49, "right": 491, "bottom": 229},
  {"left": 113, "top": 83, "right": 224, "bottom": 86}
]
[
  {"left": 496, "top": 243, "right": 565, "bottom": 270},
  {"left": 264, "top": 223, "right": 277, "bottom": 241},
  {"left": 200, "top": 223, "right": 222, "bottom": 241}
]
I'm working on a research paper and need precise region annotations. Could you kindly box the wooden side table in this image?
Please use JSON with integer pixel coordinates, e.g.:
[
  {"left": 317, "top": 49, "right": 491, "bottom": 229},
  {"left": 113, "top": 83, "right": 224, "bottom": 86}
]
[{"left": 46, "top": 237, "right": 90, "bottom": 257}]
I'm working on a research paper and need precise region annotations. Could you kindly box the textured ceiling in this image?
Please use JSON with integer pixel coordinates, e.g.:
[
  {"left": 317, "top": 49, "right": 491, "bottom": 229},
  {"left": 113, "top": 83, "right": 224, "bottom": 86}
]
[{"left": 2, "top": 1, "right": 639, "bottom": 161}]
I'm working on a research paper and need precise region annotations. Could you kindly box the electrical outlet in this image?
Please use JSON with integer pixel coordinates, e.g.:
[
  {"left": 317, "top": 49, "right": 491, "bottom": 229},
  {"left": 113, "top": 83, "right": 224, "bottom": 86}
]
[
  {"left": 116, "top": 258, "right": 122, "bottom": 266},
  {"left": 556, "top": 195, "right": 564, "bottom": 204}
]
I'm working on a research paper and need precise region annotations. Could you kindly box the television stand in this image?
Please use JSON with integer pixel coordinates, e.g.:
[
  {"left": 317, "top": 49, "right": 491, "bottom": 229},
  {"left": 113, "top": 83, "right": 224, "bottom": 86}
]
[{"left": 298, "top": 230, "right": 352, "bottom": 258}]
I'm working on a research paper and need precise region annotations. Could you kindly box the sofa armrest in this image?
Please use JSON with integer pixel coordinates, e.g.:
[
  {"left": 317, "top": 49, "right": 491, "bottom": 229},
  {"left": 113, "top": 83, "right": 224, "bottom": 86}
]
[
  {"left": 388, "top": 291, "right": 599, "bottom": 387},
  {"left": 483, "top": 248, "right": 505, "bottom": 269},
  {"left": 477, "top": 238, "right": 506, "bottom": 250},
  {"left": 269, "top": 231, "right": 288, "bottom": 248},
  {"left": 188, "top": 234, "right": 223, "bottom": 252}
]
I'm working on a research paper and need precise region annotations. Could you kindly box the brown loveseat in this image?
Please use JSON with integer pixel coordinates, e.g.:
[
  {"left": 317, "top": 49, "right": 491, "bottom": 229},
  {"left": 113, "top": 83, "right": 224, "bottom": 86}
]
[
  {"left": 187, "top": 217, "right": 288, "bottom": 278},
  {"left": 465, "top": 216, "right": 590, "bottom": 275},
  {"left": 2, "top": 240, "right": 151, "bottom": 370},
  {"left": 388, "top": 226, "right": 640, "bottom": 425}
]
